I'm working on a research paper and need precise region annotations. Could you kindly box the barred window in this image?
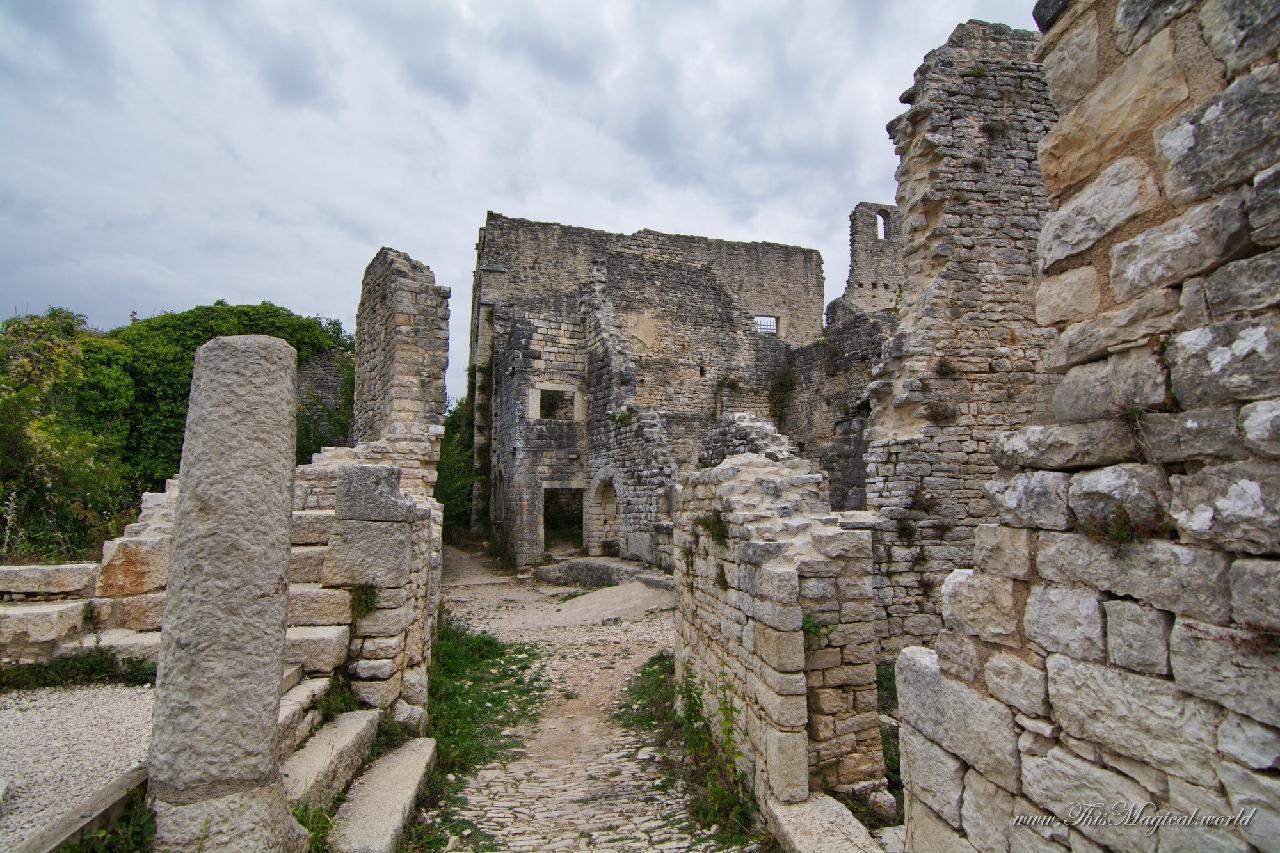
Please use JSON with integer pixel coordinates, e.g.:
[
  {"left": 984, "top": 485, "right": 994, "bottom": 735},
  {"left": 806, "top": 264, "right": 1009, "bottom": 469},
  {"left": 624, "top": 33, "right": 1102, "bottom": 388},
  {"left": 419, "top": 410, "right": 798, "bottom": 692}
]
[{"left": 754, "top": 315, "right": 779, "bottom": 335}]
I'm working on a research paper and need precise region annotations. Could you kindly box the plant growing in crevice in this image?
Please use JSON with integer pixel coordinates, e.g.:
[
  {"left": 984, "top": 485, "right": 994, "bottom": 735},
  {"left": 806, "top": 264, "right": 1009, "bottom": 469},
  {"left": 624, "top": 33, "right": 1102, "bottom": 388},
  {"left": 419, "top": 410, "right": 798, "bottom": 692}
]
[
  {"left": 1078, "top": 505, "right": 1174, "bottom": 556},
  {"left": 908, "top": 483, "right": 938, "bottom": 513},
  {"left": 801, "top": 613, "right": 832, "bottom": 650},
  {"left": 695, "top": 509, "right": 729, "bottom": 547},
  {"left": 350, "top": 585, "right": 376, "bottom": 620},
  {"left": 895, "top": 518, "right": 917, "bottom": 545}
]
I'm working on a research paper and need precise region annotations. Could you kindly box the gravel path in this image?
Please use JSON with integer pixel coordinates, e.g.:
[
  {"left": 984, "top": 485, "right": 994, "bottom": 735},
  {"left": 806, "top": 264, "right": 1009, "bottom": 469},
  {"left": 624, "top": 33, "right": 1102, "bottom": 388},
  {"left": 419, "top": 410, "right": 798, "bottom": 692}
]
[
  {"left": 0, "top": 683, "right": 153, "bottom": 849},
  {"left": 430, "top": 547, "right": 760, "bottom": 852}
]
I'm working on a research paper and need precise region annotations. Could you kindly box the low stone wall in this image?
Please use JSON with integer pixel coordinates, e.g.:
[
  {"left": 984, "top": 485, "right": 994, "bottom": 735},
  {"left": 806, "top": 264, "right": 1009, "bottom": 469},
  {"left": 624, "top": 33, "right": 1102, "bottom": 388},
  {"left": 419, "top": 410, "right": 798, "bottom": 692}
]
[
  {"left": 897, "top": 2, "right": 1280, "bottom": 851},
  {"left": 673, "top": 416, "right": 888, "bottom": 810}
]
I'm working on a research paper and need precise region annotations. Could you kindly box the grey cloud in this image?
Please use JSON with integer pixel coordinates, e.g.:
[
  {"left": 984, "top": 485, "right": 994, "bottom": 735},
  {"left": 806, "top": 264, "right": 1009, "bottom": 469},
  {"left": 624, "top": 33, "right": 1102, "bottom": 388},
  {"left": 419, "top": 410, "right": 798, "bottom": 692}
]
[{"left": 0, "top": 0, "right": 116, "bottom": 99}]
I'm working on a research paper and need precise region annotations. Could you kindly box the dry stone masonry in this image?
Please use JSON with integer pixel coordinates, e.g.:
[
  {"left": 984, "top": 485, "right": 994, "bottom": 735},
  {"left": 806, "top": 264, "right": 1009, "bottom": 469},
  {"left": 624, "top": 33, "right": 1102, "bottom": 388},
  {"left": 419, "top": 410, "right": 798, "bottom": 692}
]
[
  {"left": 674, "top": 415, "right": 892, "bottom": 818},
  {"left": 148, "top": 335, "right": 307, "bottom": 852},
  {"left": 896, "top": 1, "right": 1280, "bottom": 851},
  {"left": 865, "top": 21, "right": 1060, "bottom": 662},
  {"left": 469, "top": 213, "right": 824, "bottom": 566}
]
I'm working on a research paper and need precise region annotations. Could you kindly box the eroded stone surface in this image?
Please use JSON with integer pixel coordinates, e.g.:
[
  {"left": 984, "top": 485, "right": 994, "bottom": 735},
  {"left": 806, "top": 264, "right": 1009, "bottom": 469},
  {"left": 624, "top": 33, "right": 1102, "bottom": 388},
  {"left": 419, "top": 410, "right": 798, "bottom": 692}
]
[
  {"left": 1025, "top": 585, "right": 1104, "bottom": 662},
  {"left": 1038, "top": 158, "right": 1160, "bottom": 267},
  {"left": 148, "top": 335, "right": 304, "bottom": 849},
  {"left": 1169, "top": 460, "right": 1280, "bottom": 554}
]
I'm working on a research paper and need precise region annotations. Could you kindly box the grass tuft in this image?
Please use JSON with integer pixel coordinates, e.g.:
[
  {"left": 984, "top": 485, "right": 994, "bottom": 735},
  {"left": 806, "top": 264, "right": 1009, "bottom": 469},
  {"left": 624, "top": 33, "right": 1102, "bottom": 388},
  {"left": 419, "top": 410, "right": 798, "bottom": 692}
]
[
  {"left": 314, "top": 671, "right": 362, "bottom": 722},
  {"left": 694, "top": 510, "right": 729, "bottom": 547},
  {"left": 614, "top": 652, "right": 772, "bottom": 848},
  {"left": 397, "top": 619, "right": 546, "bottom": 851},
  {"left": 350, "top": 585, "right": 377, "bottom": 620},
  {"left": 292, "top": 804, "right": 335, "bottom": 853},
  {"left": 1, "top": 647, "right": 155, "bottom": 693}
]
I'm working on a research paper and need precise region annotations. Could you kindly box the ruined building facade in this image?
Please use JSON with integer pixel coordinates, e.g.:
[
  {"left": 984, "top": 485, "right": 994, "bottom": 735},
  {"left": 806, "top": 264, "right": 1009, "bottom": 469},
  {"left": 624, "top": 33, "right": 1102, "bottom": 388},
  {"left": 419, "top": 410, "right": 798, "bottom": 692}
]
[{"left": 468, "top": 212, "right": 838, "bottom": 567}]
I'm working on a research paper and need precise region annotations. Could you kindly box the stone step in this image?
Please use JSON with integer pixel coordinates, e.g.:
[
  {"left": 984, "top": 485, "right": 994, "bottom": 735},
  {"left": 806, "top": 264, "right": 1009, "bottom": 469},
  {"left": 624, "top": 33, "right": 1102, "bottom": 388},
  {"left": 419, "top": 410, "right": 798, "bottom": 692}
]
[
  {"left": 0, "top": 563, "right": 97, "bottom": 596},
  {"left": 278, "top": 676, "right": 330, "bottom": 760},
  {"left": 281, "top": 663, "right": 304, "bottom": 696},
  {"left": 285, "top": 625, "right": 349, "bottom": 673},
  {"left": 289, "top": 546, "right": 328, "bottom": 583},
  {"left": 281, "top": 710, "right": 380, "bottom": 810},
  {"left": 292, "top": 510, "right": 335, "bottom": 546},
  {"left": 59, "top": 625, "right": 348, "bottom": 672},
  {"left": 330, "top": 738, "right": 437, "bottom": 853},
  {"left": 288, "top": 583, "right": 351, "bottom": 627},
  {"left": 0, "top": 601, "right": 87, "bottom": 658},
  {"left": 59, "top": 628, "right": 161, "bottom": 663}
]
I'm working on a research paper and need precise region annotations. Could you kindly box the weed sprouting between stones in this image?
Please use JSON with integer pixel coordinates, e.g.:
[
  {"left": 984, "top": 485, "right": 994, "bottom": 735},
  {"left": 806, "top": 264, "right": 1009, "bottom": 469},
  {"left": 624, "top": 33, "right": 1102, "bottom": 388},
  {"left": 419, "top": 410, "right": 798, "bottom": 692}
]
[
  {"left": 0, "top": 646, "right": 155, "bottom": 693},
  {"left": 614, "top": 652, "right": 774, "bottom": 849},
  {"left": 397, "top": 618, "right": 547, "bottom": 852},
  {"left": 695, "top": 509, "right": 729, "bottom": 547},
  {"left": 292, "top": 804, "right": 335, "bottom": 853},
  {"left": 313, "top": 672, "right": 361, "bottom": 722},
  {"left": 350, "top": 585, "right": 377, "bottom": 620}
]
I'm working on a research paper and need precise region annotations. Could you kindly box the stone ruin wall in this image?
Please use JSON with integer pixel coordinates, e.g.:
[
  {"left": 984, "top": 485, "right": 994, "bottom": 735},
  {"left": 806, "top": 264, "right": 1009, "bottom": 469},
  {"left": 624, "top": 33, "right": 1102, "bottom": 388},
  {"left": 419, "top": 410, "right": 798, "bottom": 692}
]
[
  {"left": 672, "top": 415, "right": 889, "bottom": 809},
  {"left": 469, "top": 212, "right": 824, "bottom": 567},
  {"left": 897, "top": 1, "right": 1280, "bottom": 851},
  {"left": 487, "top": 297, "right": 588, "bottom": 566},
  {"left": 780, "top": 309, "right": 896, "bottom": 512},
  {"left": 581, "top": 262, "right": 682, "bottom": 568},
  {"left": 841, "top": 202, "right": 905, "bottom": 316},
  {"left": 353, "top": 248, "right": 449, "bottom": 444},
  {"left": 864, "top": 20, "right": 1060, "bottom": 663}
]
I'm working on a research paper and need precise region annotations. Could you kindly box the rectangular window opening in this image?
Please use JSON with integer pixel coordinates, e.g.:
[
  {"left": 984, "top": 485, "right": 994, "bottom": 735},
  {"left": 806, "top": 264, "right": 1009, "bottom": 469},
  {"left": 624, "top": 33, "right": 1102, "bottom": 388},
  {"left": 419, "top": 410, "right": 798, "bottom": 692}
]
[
  {"left": 539, "top": 389, "right": 576, "bottom": 420},
  {"left": 754, "top": 315, "right": 779, "bottom": 335}
]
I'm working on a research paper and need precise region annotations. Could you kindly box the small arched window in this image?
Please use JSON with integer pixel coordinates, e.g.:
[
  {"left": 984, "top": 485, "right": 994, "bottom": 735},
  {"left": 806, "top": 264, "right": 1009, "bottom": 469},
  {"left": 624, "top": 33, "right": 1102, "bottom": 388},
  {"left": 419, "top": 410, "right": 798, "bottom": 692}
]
[{"left": 876, "top": 210, "right": 889, "bottom": 240}]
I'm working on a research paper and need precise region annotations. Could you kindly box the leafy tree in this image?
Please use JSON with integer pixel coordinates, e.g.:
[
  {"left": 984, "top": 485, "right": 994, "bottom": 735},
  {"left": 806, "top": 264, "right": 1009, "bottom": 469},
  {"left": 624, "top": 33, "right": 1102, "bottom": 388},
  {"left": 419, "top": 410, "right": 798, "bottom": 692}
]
[
  {"left": 0, "top": 309, "right": 133, "bottom": 560},
  {"left": 0, "top": 301, "right": 355, "bottom": 562},
  {"left": 434, "top": 397, "right": 478, "bottom": 536}
]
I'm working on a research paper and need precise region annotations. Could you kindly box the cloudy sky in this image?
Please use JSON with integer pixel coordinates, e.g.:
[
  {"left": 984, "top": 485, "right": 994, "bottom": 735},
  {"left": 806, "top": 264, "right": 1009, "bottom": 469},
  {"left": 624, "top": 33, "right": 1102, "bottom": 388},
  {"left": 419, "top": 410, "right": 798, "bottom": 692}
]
[{"left": 0, "top": 0, "right": 1035, "bottom": 398}]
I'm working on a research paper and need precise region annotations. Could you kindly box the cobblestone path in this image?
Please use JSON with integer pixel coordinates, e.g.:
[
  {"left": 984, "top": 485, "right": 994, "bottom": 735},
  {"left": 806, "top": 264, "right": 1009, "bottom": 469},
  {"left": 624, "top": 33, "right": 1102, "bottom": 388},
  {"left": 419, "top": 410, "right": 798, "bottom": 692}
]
[{"left": 435, "top": 547, "right": 757, "bottom": 852}]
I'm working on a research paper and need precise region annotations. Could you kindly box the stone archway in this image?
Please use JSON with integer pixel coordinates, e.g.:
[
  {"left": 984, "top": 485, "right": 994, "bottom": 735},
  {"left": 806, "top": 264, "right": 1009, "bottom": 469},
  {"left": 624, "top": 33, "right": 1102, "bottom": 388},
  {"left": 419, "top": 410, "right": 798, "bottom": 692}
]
[{"left": 584, "top": 471, "right": 620, "bottom": 558}]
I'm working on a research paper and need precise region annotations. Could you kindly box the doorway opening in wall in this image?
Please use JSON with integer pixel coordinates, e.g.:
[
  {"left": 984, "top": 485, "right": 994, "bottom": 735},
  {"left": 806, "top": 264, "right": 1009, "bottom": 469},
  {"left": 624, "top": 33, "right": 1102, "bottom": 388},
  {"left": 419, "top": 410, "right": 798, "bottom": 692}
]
[
  {"left": 590, "top": 480, "right": 620, "bottom": 557},
  {"left": 543, "top": 487, "right": 584, "bottom": 554}
]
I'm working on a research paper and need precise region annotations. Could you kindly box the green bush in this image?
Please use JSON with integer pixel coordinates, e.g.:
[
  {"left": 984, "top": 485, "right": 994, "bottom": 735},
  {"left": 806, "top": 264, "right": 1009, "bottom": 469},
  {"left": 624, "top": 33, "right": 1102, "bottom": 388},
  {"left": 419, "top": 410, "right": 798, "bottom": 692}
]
[
  {"left": 434, "top": 398, "right": 479, "bottom": 538},
  {"left": 0, "top": 646, "right": 156, "bottom": 693},
  {"left": 0, "top": 302, "right": 353, "bottom": 563}
]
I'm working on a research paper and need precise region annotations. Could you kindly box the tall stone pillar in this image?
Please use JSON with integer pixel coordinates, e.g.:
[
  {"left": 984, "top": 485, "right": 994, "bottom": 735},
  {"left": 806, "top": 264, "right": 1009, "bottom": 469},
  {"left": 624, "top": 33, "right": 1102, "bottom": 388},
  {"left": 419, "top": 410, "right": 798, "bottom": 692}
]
[{"left": 148, "top": 336, "right": 307, "bottom": 852}]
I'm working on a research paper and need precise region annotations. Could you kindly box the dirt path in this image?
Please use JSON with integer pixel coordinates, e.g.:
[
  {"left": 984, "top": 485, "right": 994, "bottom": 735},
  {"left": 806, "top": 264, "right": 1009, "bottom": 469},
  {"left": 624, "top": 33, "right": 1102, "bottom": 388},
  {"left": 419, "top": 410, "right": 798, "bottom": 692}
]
[{"left": 438, "top": 546, "right": 750, "bottom": 852}]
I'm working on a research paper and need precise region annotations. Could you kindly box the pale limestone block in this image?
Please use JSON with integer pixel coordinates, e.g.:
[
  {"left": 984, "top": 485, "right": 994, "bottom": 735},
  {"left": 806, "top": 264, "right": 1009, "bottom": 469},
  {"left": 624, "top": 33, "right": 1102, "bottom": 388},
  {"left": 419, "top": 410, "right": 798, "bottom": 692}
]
[
  {"left": 943, "top": 570, "right": 1018, "bottom": 647},
  {"left": 1108, "top": 191, "right": 1249, "bottom": 302},
  {"left": 961, "top": 769, "right": 1013, "bottom": 853},
  {"left": 1035, "top": 267, "right": 1100, "bottom": 327},
  {"left": 985, "top": 654, "right": 1048, "bottom": 717},
  {"left": 1021, "top": 747, "right": 1156, "bottom": 852},
  {"left": 1067, "top": 463, "right": 1171, "bottom": 531},
  {"left": 1229, "top": 558, "right": 1280, "bottom": 630},
  {"left": 1037, "top": 532, "right": 1230, "bottom": 622},
  {"left": 1047, "top": 655, "right": 1220, "bottom": 784},
  {"left": 897, "top": 647, "right": 1020, "bottom": 793},
  {"left": 1218, "top": 712, "right": 1280, "bottom": 770},
  {"left": 900, "top": 723, "right": 964, "bottom": 828},
  {"left": 986, "top": 472, "right": 1072, "bottom": 530},
  {"left": 1171, "top": 619, "right": 1280, "bottom": 727},
  {"left": 1103, "top": 600, "right": 1171, "bottom": 675},
  {"left": 1038, "top": 158, "right": 1161, "bottom": 267},
  {"left": 1169, "top": 461, "right": 1280, "bottom": 554},
  {"left": 1024, "top": 585, "right": 1104, "bottom": 662}
]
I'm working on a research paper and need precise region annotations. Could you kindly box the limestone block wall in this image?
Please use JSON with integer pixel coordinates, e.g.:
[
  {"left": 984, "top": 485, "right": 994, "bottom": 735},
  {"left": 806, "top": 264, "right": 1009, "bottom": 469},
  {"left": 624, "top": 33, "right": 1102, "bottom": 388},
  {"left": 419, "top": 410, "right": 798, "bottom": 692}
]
[
  {"left": 896, "top": 2, "right": 1280, "bottom": 851},
  {"left": 842, "top": 202, "right": 904, "bottom": 314},
  {"left": 673, "top": 415, "right": 888, "bottom": 808},
  {"left": 353, "top": 248, "right": 450, "bottom": 443},
  {"left": 487, "top": 303, "right": 588, "bottom": 566},
  {"left": 781, "top": 309, "right": 894, "bottom": 511},
  {"left": 864, "top": 20, "right": 1059, "bottom": 661},
  {"left": 582, "top": 266, "right": 681, "bottom": 568},
  {"left": 467, "top": 212, "right": 826, "bottom": 548}
]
